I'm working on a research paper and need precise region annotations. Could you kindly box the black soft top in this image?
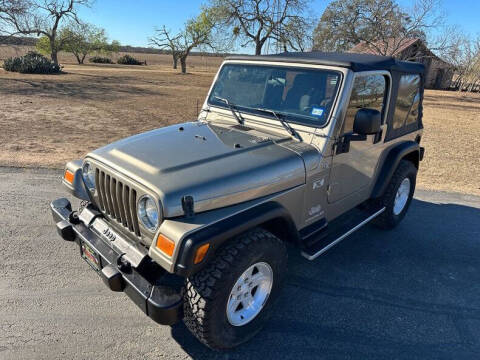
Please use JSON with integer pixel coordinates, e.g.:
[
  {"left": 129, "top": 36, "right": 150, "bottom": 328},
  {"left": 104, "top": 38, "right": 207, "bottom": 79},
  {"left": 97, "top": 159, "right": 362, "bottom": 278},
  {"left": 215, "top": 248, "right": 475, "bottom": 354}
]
[{"left": 226, "top": 51, "right": 425, "bottom": 74}]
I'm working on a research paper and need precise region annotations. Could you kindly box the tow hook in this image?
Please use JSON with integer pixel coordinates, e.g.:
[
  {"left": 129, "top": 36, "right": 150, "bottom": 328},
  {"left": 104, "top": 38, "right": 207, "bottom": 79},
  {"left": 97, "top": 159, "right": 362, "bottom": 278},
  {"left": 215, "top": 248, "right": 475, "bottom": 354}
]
[
  {"left": 117, "top": 254, "right": 132, "bottom": 273},
  {"left": 69, "top": 211, "right": 80, "bottom": 224}
]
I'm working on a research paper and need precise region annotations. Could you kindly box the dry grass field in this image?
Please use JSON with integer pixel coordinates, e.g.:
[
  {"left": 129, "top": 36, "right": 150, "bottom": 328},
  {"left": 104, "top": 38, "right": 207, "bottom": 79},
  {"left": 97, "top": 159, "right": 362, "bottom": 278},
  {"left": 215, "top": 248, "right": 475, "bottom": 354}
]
[
  {"left": 0, "top": 44, "right": 223, "bottom": 69},
  {"left": 0, "top": 46, "right": 479, "bottom": 195}
]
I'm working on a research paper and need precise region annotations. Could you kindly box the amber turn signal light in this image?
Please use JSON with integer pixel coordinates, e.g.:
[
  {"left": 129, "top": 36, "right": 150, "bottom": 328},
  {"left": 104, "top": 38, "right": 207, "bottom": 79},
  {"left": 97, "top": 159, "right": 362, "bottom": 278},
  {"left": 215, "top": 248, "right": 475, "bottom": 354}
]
[
  {"left": 156, "top": 234, "right": 175, "bottom": 257},
  {"left": 64, "top": 169, "right": 75, "bottom": 184},
  {"left": 194, "top": 243, "right": 210, "bottom": 264}
]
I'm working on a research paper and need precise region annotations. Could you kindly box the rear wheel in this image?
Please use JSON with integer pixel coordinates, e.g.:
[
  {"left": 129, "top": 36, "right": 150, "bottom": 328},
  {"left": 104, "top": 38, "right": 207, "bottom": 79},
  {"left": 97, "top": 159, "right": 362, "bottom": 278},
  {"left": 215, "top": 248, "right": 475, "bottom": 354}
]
[
  {"left": 373, "top": 159, "right": 417, "bottom": 229},
  {"left": 183, "top": 228, "right": 287, "bottom": 350}
]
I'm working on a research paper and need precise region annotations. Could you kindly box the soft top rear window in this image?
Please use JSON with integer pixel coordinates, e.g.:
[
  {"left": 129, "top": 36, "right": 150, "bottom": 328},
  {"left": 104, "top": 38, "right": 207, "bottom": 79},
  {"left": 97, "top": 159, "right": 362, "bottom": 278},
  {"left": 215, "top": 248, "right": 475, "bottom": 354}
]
[
  {"left": 208, "top": 63, "right": 342, "bottom": 127},
  {"left": 393, "top": 74, "right": 421, "bottom": 129}
]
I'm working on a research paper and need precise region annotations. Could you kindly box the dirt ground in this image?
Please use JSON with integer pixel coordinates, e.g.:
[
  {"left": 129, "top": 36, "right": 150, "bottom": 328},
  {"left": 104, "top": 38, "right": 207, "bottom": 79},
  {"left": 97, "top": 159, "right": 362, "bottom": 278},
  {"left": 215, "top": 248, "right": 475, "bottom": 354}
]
[
  {"left": 0, "top": 50, "right": 479, "bottom": 195},
  {"left": 0, "top": 58, "right": 220, "bottom": 166},
  {"left": 421, "top": 91, "right": 480, "bottom": 195}
]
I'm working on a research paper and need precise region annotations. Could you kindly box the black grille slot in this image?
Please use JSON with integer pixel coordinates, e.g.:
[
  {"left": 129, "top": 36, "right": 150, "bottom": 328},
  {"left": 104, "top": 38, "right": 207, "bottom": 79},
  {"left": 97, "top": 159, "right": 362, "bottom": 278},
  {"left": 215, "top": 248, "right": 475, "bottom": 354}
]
[{"left": 96, "top": 170, "right": 141, "bottom": 237}]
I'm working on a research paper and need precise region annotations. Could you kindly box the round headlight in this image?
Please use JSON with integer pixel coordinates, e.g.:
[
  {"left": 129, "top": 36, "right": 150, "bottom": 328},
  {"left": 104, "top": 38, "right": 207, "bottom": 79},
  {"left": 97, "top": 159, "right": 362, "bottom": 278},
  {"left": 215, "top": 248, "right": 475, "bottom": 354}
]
[
  {"left": 138, "top": 195, "right": 159, "bottom": 232},
  {"left": 82, "top": 161, "right": 95, "bottom": 191}
]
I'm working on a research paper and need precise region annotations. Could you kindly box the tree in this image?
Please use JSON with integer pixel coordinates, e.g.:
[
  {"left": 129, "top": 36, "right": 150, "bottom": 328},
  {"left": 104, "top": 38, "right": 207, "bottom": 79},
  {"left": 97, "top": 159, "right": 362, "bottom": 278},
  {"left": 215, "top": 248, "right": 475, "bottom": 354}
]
[
  {"left": 441, "top": 33, "right": 480, "bottom": 92},
  {"left": 271, "top": 15, "right": 314, "bottom": 52},
  {"left": 150, "top": 8, "right": 226, "bottom": 73},
  {"left": 210, "top": 0, "right": 312, "bottom": 55},
  {"left": 0, "top": 0, "right": 92, "bottom": 64},
  {"left": 0, "top": 0, "right": 28, "bottom": 36},
  {"left": 312, "top": 0, "right": 444, "bottom": 58},
  {"left": 62, "top": 22, "right": 110, "bottom": 64},
  {"left": 35, "top": 23, "right": 110, "bottom": 64},
  {"left": 150, "top": 25, "right": 182, "bottom": 69},
  {"left": 105, "top": 40, "right": 120, "bottom": 54},
  {"left": 36, "top": 33, "right": 57, "bottom": 54}
]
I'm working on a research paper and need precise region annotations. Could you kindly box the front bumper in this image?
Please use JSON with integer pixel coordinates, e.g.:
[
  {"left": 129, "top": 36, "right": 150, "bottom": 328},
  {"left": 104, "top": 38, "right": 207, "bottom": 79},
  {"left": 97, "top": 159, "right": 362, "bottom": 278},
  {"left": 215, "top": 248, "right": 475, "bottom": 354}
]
[{"left": 50, "top": 198, "right": 184, "bottom": 326}]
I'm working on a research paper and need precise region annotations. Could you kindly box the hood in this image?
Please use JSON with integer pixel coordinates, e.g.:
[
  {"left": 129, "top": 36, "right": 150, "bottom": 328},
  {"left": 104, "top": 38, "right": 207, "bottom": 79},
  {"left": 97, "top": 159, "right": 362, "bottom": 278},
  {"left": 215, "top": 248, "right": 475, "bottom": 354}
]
[{"left": 87, "top": 121, "right": 310, "bottom": 217}]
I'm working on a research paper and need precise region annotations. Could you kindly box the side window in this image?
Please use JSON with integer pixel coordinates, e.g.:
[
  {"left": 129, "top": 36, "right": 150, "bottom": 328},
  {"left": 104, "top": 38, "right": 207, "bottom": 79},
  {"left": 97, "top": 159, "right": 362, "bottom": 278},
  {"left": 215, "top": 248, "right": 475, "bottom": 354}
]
[
  {"left": 392, "top": 74, "right": 421, "bottom": 129},
  {"left": 343, "top": 74, "right": 387, "bottom": 133}
]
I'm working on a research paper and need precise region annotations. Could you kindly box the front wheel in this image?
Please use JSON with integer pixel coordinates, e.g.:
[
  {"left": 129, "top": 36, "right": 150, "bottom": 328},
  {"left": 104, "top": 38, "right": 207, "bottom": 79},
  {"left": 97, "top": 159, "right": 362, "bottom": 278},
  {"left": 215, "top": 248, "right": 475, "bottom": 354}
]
[
  {"left": 372, "top": 159, "right": 417, "bottom": 229},
  {"left": 183, "top": 228, "right": 287, "bottom": 350}
]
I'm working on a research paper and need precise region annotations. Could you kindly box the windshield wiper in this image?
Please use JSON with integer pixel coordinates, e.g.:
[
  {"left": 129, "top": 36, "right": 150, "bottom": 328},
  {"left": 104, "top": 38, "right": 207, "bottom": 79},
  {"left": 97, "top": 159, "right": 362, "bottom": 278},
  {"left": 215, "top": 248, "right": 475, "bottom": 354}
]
[
  {"left": 254, "top": 108, "right": 302, "bottom": 141},
  {"left": 214, "top": 96, "right": 244, "bottom": 125}
]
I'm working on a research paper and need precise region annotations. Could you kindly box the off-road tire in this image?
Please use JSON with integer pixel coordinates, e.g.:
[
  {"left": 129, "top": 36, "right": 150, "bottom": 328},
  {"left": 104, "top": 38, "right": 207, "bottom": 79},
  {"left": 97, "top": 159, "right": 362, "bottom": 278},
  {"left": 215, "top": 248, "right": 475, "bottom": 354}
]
[
  {"left": 183, "top": 228, "right": 287, "bottom": 350},
  {"left": 372, "top": 159, "right": 417, "bottom": 229}
]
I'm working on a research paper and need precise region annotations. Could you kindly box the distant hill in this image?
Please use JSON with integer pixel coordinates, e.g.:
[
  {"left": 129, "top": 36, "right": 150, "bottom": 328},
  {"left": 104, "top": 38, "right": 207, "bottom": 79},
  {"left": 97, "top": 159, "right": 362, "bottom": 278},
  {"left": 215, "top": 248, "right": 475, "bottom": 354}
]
[
  {"left": 0, "top": 35, "right": 228, "bottom": 57},
  {"left": 119, "top": 45, "right": 164, "bottom": 54},
  {"left": 0, "top": 35, "right": 166, "bottom": 53},
  {"left": 0, "top": 36, "right": 37, "bottom": 46}
]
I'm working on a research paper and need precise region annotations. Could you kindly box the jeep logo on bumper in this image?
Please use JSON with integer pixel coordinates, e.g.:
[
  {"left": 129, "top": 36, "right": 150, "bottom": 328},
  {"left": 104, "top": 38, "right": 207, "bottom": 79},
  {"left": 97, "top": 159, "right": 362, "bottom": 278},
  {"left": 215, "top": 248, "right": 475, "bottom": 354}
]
[{"left": 102, "top": 227, "right": 116, "bottom": 241}]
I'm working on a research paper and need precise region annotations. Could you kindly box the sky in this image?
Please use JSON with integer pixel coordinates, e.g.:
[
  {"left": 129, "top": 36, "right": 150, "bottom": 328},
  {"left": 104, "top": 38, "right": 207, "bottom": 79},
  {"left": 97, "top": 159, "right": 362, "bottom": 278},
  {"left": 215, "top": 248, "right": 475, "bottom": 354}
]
[{"left": 77, "top": 0, "right": 480, "bottom": 51}]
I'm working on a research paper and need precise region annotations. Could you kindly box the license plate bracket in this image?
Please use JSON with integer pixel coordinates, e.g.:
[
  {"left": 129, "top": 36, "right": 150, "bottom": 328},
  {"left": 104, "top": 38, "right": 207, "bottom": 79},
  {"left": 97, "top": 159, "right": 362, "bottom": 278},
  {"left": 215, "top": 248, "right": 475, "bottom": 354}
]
[{"left": 81, "top": 241, "right": 101, "bottom": 271}]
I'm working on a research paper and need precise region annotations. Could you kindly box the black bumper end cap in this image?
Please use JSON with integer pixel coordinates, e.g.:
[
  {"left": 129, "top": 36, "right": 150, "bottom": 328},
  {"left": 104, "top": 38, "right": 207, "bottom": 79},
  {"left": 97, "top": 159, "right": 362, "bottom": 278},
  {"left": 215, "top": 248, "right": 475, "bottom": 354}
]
[
  {"left": 420, "top": 147, "right": 425, "bottom": 161},
  {"left": 147, "top": 286, "right": 184, "bottom": 325},
  {"left": 52, "top": 198, "right": 72, "bottom": 212},
  {"left": 101, "top": 264, "right": 125, "bottom": 292},
  {"left": 56, "top": 220, "right": 76, "bottom": 241}
]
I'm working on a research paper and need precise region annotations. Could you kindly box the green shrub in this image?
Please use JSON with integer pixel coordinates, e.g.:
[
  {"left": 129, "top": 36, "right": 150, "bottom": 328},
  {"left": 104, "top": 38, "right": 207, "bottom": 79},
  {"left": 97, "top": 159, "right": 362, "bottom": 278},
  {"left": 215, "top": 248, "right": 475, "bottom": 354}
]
[
  {"left": 89, "top": 56, "right": 114, "bottom": 64},
  {"left": 117, "top": 54, "right": 143, "bottom": 65},
  {"left": 3, "top": 51, "right": 60, "bottom": 74}
]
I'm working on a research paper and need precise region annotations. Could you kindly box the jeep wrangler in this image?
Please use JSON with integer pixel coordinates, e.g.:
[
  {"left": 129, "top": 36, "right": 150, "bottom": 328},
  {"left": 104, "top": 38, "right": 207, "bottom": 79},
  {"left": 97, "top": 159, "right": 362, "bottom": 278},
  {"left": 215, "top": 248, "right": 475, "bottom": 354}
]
[{"left": 51, "top": 52, "right": 425, "bottom": 349}]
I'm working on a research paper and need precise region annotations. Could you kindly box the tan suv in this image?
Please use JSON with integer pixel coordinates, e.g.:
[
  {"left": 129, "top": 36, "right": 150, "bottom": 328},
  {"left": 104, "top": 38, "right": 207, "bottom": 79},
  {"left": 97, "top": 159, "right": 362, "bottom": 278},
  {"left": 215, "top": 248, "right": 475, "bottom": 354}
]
[{"left": 51, "top": 52, "right": 425, "bottom": 349}]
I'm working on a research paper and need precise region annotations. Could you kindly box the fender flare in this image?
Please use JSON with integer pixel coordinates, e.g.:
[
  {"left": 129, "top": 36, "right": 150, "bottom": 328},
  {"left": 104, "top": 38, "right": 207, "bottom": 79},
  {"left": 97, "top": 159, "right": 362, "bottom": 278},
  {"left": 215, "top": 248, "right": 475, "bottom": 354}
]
[
  {"left": 173, "top": 201, "right": 298, "bottom": 277},
  {"left": 371, "top": 141, "right": 420, "bottom": 199}
]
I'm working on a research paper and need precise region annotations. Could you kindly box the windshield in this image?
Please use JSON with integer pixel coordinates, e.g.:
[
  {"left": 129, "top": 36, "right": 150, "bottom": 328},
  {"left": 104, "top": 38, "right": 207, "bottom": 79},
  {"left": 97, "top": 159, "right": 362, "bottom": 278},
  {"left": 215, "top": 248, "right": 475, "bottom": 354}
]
[{"left": 208, "top": 63, "right": 342, "bottom": 127}]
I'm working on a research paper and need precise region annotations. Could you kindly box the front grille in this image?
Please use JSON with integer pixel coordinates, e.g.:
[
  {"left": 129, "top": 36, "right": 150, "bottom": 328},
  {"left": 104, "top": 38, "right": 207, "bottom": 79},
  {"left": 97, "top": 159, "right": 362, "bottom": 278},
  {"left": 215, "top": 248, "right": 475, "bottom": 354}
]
[{"left": 95, "top": 169, "right": 141, "bottom": 237}]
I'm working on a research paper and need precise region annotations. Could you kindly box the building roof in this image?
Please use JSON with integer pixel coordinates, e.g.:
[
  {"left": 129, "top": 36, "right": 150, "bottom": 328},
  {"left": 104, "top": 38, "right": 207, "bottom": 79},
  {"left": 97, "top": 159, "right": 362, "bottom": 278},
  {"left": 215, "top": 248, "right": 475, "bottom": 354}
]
[
  {"left": 350, "top": 38, "right": 421, "bottom": 57},
  {"left": 349, "top": 37, "right": 454, "bottom": 69},
  {"left": 226, "top": 51, "right": 425, "bottom": 73}
]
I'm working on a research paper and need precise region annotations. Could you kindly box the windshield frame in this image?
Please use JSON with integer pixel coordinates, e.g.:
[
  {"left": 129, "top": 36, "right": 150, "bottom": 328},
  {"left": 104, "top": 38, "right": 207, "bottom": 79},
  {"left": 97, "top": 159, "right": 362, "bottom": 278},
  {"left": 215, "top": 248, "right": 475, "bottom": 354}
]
[{"left": 206, "top": 61, "right": 344, "bottom": 129}]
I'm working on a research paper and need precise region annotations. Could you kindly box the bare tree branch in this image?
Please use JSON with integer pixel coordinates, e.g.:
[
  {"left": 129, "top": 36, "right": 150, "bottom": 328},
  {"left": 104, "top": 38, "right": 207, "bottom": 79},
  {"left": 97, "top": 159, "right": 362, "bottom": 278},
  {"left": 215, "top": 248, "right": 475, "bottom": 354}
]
[
  {"left": 149, "top": 25, "right": 183, "bottom": 69},
  {"left": 210, "top": 0, "right": 312, "bottom": 55},
  {"left": 150, "top": 8, "right": 230, "bottom": 73},
  {"left": 313, "top": 0, "right": 448, "bottom": 60},
  {"left": 0, "top": 0, "right": 92, "bottom": 63}
]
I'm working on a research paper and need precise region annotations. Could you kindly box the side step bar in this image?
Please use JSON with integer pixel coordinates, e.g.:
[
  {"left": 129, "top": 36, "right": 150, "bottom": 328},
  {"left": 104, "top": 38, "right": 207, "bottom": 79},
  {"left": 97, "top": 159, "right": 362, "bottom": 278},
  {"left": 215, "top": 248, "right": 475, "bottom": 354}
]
[{"left": 301, "top": 207, "right": 385, "bottom": 261}]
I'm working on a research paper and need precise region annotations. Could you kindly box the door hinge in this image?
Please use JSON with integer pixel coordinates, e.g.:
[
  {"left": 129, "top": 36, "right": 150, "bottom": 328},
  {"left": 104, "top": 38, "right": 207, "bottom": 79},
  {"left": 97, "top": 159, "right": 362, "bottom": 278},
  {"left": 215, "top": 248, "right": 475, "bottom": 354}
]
[
  {"left": 334, "top": 133, "right": 368, "bottom": 155},
  {"left": 334, "top": 136, "right": 350, "bottom": 155},
  {"left": 373, "top": 129, "right": 383, "bottom": 144}
]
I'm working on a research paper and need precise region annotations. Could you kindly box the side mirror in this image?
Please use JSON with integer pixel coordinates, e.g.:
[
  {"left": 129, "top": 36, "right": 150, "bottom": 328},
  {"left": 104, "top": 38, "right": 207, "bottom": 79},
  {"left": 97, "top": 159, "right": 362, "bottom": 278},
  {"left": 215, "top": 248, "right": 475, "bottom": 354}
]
[{"left": 353, "top": 108, "right": 381, "bottom": 135}]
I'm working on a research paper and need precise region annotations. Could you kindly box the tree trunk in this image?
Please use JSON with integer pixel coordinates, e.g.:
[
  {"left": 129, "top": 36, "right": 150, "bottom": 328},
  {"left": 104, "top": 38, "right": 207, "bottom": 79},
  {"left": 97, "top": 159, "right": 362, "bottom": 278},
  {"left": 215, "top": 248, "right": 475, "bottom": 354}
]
[
  {"left": 255, "top": 41, "right": 263, "bottom": 55},
  {"left": 50, "top": 37, "right": 59, "bottom": 65},
  {"left": 173, "top": 55, "right": 178, "bottom": 69},
  {"left": 51, "top": 50, "right": 59, "bottom": 65},
  {"left": 180, "top": 57, "right": 187, "bottom": 73}
]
